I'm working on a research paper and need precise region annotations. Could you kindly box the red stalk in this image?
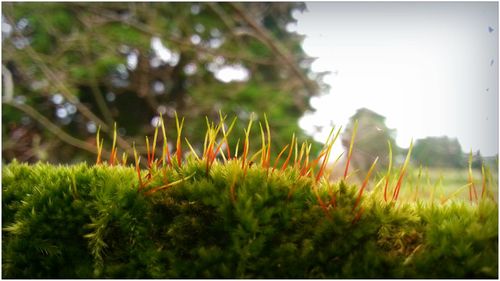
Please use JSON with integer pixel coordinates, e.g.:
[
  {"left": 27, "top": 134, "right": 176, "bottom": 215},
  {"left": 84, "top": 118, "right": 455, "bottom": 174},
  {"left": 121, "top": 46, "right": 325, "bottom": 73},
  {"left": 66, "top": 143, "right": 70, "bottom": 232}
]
[
  {"left": 352, "top": 207, "right": 364, "bottom": 225},
  {"left": 392, "top": 170, "right": 406, "bottom": 201},
  {"left": 272, "top": 144, "right": 289, "bottom": 173},
  {"left": 176, "top": 140, "right": 182, "bottom": 165},
  {"left": 281, "top": 134, "right": 295, "bottom": 171},
  {"left": 313, "top": 186, "right": 332, "bottom": 220},
  {"left": 383, "top": 176, "right": 390, "bottom": 203},
  {"left": 353, "top": 157, "right": 378, "bottom": 211}
]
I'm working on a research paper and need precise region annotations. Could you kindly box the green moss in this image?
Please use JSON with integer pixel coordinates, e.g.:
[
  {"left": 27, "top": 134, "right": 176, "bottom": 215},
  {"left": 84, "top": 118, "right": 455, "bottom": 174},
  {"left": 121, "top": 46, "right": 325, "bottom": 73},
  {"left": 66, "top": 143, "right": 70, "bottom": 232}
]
[{"left": 2, "top": 160, "right": 498, "bottom": 278}]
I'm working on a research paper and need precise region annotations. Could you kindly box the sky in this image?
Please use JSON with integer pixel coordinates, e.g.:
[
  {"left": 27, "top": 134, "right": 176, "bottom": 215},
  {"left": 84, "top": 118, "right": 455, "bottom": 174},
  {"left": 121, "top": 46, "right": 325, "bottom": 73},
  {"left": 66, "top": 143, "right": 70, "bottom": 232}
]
[{"left": 293, "top": 2, "right": 498, "bottom": 157}]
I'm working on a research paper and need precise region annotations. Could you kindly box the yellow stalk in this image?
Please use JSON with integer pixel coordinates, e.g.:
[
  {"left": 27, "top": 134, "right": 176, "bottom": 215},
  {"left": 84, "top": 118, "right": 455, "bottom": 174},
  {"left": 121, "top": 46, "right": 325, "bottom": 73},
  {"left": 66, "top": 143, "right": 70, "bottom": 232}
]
[
  {"left": 294, "top": 138, "right": 298, "bottom": 167},
  {"left": 99, "top": 138, "right": 104, "bottom": 160},
  {"left": 203, "top": 129, "right": 210, "bottom": 160},
  {"left": 481, "top": 163, "right": 486, "bottom": 199},
  {"left": 234, "top": 138, "right": 240, "bottom": 158},
  {"left": 370, "top": 176, "right": 387, "bottom": 200},
  {"left": 272, "top": 144, "right": 290, "bottom": 172},
  {"left": 344, "top": 120, "right": 358, "bottom": 179},
  {"left": 121, "top": 152, "right": 128, "bottom": 166},
  {"left": 392, "top": 139, "right": 413, "bottom": 201},
  {"left": 203, "top": 117, "right": 211, "bottom": 159},
  {"left": 185, "top": 138, "right": 200, "bottom": 161},
  {"left": 96, "top": 125, "right": 103, "bottom": 164},
  {"left": 175, "top": 112, "right": 185, "bottom": 165},
  {"left": 219, "top": 145, "right": 227, "bottom": 162},
  {"left": 160, "top": 114, "right": 172, "bottom": 166},
  {"left": 484, "top": 165, "right": 495, "bottom": 200},
  {"left": 259, "top": 122, "right": 266, "bottom": 166},
  {"left": 295, "top": 141, "right": 306, "bottom": 168},
  {"left": 110, "top": 122, "right": 117, "bottom": 165},
  {"left": 241, "top": 115, "right": 254, "bottom": 169},
  {"left": 144, "top": 172, "right": 196, "bottom": 195},
  {"left": 323, "top": 152, "right": 344, "bottom": 180},
  {"left": 224, "top": 116, "right": 238, "bottom": 139},
  {"left": 204, "top": 119, "right": 225, "bottom": 171},
  {"left": 468, "top": 150, "right": 478, "bottom": 202},
  {"left": 306, "top": 149, "right": 328, "bottom": 177},
  {"left": 383, "top": 140, "right": 393, "bottom": 202},
  {"left": 145, "top": 136, "right": 150, "bottom": 166},
  {"left": 220, "top": 112, "right": 237, "bottom": 160},
  {"left": 424, "top": 168, "right": 431, "bottom": 204},
  {"left": 248, "top": 148, "right": 264, "bottom": 164},
  {"left": 211, "top": 140, "right": 226, "bottom": 163},
  {"left": 159, "top": 113, "right": 168, "bottom": 165},
  {"left": 324, "top": 125, "right": 336, "bottom": 145},
  {"left": 151, "top": 119, "right": 159, "bottom": 165},
  {"left": 316, "top": 127, "right": 342, "bottom": 182},
  {"left": 264, "top": 113, "right": 271, "bottom": 167},
  {"left": 441, "top": 183, "right": 471, "bottom": 204},
  {"left": 300, "top": 143, "right": 313, "bottom": 176}
]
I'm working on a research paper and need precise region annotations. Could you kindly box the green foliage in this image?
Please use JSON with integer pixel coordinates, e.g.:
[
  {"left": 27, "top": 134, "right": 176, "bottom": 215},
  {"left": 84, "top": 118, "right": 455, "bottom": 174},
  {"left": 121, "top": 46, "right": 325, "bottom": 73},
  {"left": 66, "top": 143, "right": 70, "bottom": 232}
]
[
  {"left": 3, "top": 2, "right": 322, "bottom": 164},
  {"left": 2, "top": 160, "right": 497, "bottom": 278},
  {"left": 406, "top": 201, "right": 498, "bottom": 277},
  {"left": 412, "top": 136, "right": 465, "bottom": 168}
]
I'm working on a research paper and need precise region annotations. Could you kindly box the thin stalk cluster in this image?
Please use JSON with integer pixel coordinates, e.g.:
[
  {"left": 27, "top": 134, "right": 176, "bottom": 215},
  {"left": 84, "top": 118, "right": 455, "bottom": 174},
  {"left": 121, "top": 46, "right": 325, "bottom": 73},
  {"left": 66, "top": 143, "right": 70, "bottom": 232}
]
[{"left": 95, "top": 112, "right": 495, "bottom": 212}]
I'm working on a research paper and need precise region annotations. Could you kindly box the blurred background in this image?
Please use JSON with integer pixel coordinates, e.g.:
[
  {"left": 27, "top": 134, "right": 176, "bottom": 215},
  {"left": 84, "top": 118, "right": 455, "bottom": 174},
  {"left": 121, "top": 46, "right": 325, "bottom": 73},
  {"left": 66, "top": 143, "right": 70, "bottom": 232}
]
[
  {"left": 2, "top": 2, "right": 327, "bottom": 164},
  {"left": 1, "top": 2, "right": 498, "bottom": 191}
]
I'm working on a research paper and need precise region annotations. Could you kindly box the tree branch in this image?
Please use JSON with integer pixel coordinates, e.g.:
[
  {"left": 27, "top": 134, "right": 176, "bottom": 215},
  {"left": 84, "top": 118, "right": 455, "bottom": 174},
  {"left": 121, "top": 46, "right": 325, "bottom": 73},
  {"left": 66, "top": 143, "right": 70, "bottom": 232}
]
[
  {"left": 83, "top": 5, "right": 276, "bottom": 66},
  {"left": 229, "top": 3, "right": 318, "bottom": 96},
  {"left": 3, "top": 100, "right": 110, "bottom": 158},
  {"left": 82, "top": 32, "right": 116, "bottom": 127},
  {"left": 2, "top": 64, "right": 14, "bottom": 102},
  {"left": 3, "top": 12, "right": 133, "bottom": 155}
]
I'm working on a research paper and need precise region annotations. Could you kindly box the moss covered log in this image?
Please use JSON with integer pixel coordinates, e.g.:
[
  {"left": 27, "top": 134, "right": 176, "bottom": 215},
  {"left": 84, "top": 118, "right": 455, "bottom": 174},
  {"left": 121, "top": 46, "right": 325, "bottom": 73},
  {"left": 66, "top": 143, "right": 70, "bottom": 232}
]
[{"left": 2, "top": 160, "right": 497, "bottom": 278}]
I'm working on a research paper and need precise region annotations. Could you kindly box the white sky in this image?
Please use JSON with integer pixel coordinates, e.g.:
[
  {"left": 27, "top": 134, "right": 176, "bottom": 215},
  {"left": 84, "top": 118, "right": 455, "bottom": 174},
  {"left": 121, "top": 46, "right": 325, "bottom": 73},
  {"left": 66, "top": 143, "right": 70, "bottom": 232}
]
[{"left": 294, "top": 2, "right": 498, "bottom": 157}]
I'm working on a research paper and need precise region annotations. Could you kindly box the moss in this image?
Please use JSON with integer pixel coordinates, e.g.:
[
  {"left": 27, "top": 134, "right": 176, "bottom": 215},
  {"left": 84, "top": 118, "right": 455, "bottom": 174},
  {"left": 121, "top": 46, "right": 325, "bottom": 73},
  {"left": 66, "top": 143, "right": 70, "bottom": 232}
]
[{"left": 2, "top": 159, "right": 497, "bottom": 278}]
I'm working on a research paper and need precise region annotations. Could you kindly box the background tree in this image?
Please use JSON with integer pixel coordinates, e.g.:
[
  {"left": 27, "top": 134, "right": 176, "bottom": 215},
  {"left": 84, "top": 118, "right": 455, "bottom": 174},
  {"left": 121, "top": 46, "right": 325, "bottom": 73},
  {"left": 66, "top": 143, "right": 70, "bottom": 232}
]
[
  {"left": 2, "top": 2, "right": 327, "bottom": 164},
  {"left": 411, "top": 136, "right": 465, "bottom": 168},
  {"left": 341, "top": 108, "right": 399, "bottom": 176},
  {"left": 471, "top": 150, "right": 483, "bottom": 170}
]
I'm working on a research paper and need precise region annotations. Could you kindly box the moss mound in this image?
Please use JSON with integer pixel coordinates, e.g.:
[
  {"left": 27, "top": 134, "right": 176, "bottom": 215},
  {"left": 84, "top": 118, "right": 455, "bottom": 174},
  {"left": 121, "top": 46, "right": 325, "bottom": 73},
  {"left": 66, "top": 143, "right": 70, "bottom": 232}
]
[{"left": 2, "top": 160, "right": 497, "bottom": 278}]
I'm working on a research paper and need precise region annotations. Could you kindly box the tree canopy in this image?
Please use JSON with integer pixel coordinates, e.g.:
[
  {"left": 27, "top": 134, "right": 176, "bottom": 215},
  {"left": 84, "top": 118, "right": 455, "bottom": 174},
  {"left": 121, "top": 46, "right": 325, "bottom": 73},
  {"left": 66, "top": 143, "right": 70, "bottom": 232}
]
[
  {"left": 341, "top": 108, "right": 399, "bottom": 176},
  {"left": 412, "top": 136, "right": 464, "bottom": 168},
  {"left": 2, "top": 2, "right": 326, "bottom": 163}
]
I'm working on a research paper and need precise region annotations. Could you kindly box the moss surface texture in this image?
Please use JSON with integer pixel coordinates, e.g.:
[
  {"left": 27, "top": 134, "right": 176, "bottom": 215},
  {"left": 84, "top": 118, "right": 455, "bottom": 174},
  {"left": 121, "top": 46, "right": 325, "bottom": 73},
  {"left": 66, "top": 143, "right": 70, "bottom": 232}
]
[{"left": 2, "top": 160, "right": 497, "bottom": 278}]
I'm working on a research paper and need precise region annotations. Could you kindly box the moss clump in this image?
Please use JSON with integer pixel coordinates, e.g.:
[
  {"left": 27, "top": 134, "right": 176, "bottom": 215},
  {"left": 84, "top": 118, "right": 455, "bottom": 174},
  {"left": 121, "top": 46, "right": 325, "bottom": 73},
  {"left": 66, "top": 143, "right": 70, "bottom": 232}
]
[{"left": 2, "top": 160, "right": 497, "bottom": 278}]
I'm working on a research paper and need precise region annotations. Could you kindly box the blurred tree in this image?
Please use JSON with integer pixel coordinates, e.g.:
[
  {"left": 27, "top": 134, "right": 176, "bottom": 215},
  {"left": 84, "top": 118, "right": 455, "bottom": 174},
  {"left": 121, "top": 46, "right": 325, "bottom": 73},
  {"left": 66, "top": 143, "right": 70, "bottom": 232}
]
[
  {"left": 482, "top": 154, "right": 499, "bottom": 171},
  {"left": 341, "top": 108, "right": 399, "bottom": 176},
  {"left": 412, "top": 136, "right": 465, "bottom": 168},
  {"left": 2, "top": 2, "right": 326, "bottom": 164},
  {"left": 471, "top": 150, "right": 483, "bottom": 170}
]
